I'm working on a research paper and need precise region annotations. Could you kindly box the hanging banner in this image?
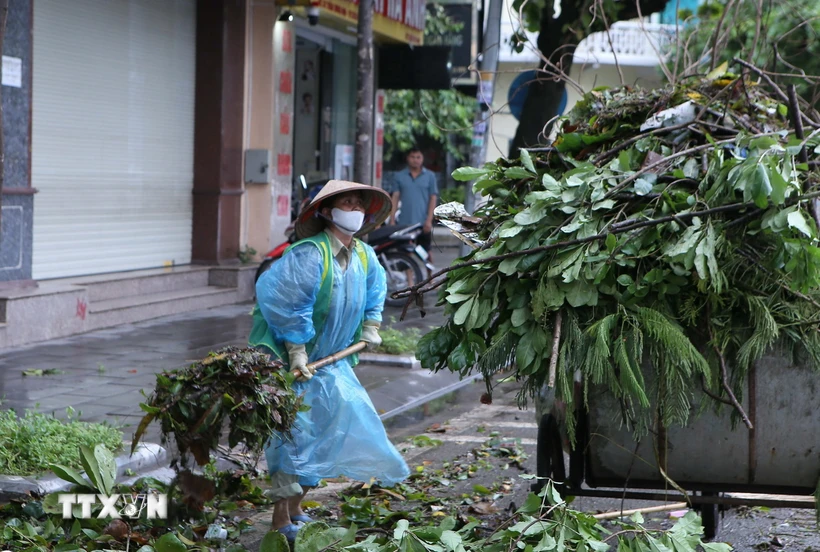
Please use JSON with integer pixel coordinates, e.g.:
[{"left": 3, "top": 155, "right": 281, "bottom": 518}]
[{"left": 373, "top": 90, "right": 386, "bottom": 189}]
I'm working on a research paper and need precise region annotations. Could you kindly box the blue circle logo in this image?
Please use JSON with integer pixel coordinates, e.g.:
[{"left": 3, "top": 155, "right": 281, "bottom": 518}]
[{"left": 508, "top": 70, "right": 568, "bottom": 121}]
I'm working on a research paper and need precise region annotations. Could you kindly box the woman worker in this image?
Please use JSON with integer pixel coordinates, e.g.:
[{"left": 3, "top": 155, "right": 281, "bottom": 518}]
[{"left": 249, "top": 180, "right": 410, "bottom": 542}]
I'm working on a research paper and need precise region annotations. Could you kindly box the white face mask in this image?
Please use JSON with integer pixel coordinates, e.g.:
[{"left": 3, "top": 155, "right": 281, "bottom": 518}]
[{"left": 330, "top": 208, "right": 365, "bottom": 236}]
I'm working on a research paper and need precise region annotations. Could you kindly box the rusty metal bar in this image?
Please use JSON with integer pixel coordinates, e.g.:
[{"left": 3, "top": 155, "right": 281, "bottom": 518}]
[
  {"left": 748, "top": 363, "right": 757, "bottom": 484},
  {"left": 559, "top": 488, "right": 816, "bottom": 509}
]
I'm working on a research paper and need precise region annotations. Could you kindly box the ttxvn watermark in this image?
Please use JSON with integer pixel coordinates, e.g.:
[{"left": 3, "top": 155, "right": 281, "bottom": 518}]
[{"left": 56, "top": 493, "right": 168, "bottom": 519}]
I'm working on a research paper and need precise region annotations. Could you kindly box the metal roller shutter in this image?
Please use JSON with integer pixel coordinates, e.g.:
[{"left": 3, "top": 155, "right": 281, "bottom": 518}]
[{"left": 32, "top": 0, "right": 196, "bottom": 279}]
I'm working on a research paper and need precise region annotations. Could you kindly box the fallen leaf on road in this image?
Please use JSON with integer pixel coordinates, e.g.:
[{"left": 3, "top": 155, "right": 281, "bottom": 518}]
[
  {"left": 128, "top": 369, "right": 138, "bottom": 373},
  {"left": 376, "top": 487, "right": 406, "bottom": 501},
  {"left": 469, "top": 502, "right": 498, "bottom": 515}
]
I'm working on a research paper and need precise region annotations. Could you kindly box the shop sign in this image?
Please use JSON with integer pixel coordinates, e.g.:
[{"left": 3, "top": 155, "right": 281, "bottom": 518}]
[
  {"left": 423, "top": 2, "right": 477, "bottom": 84},
  {"left": 302, "top": 0, "right": 425, "bottom": 45}
]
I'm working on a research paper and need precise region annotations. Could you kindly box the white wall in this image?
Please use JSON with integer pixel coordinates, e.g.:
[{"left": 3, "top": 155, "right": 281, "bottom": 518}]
[{"left": 485, "top": 62, "right": 664, "bottom": 162}]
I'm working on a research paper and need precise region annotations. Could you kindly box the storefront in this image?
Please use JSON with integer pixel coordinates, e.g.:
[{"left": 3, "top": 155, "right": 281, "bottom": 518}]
[
  {"left": 30, "top": 0, "right": 197, "bottom": 280},
  {"left": 242, "top": 0, "right": 425, "bottom": 254}
]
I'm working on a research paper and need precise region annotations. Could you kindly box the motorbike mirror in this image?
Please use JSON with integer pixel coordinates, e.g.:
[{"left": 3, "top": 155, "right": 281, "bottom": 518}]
[{"left": 300, "top": 174, "right": 307, "bottom": 190}]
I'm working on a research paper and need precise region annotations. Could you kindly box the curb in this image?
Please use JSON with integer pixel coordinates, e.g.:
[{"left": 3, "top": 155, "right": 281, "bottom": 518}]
[
  {"left": 379, "top": 372, "right": 483, "bottom": 421},
  {"left": 0, "top": 442, "right": 167, "bottom": 501},
  {"left": 359, "top": 352, "right": 420, "bottom": 369}
]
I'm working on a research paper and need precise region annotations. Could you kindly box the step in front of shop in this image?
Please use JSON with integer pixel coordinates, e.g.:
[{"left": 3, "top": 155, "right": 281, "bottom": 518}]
[
  {"left": 87, "top": 285, "right": 240, "bottom": 331},
  {"left": 63, "top": 266, "right": 214, "bottom": 303},
  {"left": 0, "top": 265, "right": 257, "bottom": 349}
]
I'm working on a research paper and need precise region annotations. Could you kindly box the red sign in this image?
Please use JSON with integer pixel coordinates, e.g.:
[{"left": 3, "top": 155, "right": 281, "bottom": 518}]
[
  {"left": 279, "top": 71, "right": 293, "bottom": 94},
  {"left": 277, "top": 194, "right": 290, "bottom": 216},
  {"left": 376, "top": 128, "right": 383, "bottom": 147},
  {"left": 282, "top": 28, "right": 293, "bottom": 52},
  {"left": 375, "top": 162, "right": 382, "bottom": 179},
  {"left": 377, "top": 94, "right": 385, "bottom": 113},
  {"left": 277, "top": 153, "right": 291, "bottom": 176},
  {"left": 280, "top": 113, "right": 291, "bottom": 135}
]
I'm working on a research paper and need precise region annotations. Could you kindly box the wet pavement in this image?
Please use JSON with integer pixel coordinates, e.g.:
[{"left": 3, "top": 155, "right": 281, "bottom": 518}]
[{"left": 0, "top": 243, "right": 462, "bottom": 447}]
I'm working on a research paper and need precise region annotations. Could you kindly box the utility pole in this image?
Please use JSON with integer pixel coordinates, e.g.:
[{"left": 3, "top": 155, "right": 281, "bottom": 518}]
[
  {"left": 461, "top": 0, "right": 503, "bottom": 256},
  {"left": 354, "top": 0, "right": 374, "bottom": 185}
]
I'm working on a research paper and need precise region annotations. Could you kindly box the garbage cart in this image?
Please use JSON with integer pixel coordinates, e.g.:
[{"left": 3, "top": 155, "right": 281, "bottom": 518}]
[{"left": 534, "top": 351, "right": 820, "bottom": 538}]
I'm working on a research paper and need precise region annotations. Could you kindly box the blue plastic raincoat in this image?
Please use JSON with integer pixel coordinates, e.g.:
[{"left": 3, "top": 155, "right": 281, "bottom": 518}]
[{"left": 253, "top": 233, "right": 410, "bottom": 487}]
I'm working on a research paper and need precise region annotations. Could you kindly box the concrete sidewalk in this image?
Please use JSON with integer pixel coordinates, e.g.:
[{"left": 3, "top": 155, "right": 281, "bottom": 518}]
[{"left": 0, "top": 242, "right": 464, "bottom": 447}]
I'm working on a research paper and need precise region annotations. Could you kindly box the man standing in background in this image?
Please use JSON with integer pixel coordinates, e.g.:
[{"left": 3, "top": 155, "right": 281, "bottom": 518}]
[{"left": 390, "top": 147, "right": 438, "bottom": 269}]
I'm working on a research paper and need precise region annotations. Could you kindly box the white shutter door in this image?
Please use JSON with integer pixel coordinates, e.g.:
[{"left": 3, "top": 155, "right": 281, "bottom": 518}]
[{"left": 32, "top": 0, "right": 196, "bottom": 280}]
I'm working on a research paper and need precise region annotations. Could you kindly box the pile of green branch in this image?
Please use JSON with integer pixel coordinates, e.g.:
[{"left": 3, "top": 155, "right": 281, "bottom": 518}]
[
  {"left": 131, "top": 347, "right": 302, "bottom": 466},
  {"left": 409, "top": 65, "right": 820, "bottom": 443}
]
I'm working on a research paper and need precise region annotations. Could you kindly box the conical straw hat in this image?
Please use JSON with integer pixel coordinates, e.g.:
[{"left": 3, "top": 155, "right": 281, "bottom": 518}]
[{"left": 295, "top": 180, "right": 392, "bottom": 240}]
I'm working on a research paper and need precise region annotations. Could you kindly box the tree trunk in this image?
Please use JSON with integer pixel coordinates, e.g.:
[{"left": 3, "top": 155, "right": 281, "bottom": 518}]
[
  {"left": 509, "top": 0, "right": 669, "bottom": 156},
  {"left": 354, "top": 0, "right": 374, "bottom": 185},
  {"left": 509, "top": 79, "right": 567, "bottom": 156},
  {"left": 0, "top": 0, "right": 8, "bottom": 235}
]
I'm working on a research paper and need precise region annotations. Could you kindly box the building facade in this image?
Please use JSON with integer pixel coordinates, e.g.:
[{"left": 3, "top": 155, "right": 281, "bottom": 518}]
[
  {"left": 486, "top": 0, "right": 676, "bottom": 161},
  {"left": 0, "top": 0, "right": 422, "bottom": 347}
]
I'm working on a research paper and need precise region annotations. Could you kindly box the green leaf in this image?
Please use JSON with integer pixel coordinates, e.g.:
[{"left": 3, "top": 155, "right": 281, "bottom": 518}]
[
  {"left": 514, "top": 205, "right": 547, "bottom": 226},
  {"left": 511, "top": 308, "right": 530, "bottom": 328},
  {"left": 618, "top": 150, "right": 633, "bottom": 171},
  {"left": 563, "top": 280, "right": 598, "bottom": 307},
  {"left": 517, "top": 493, "right": 543, "bottom": 515},
  {"left": 499, "top": 256, "right": 521, "bottom": 276},
  {"left": 787, "top": 210, "right": 813, "bottom": 237},
  {"left": 79, "top": 445, "right": 104, "bottom": 494},
  {"left": 768, "top": 160, "right": 789, "bottom": 205},
  {"left": 542, "top": 173, "right": 560, "bottom": 189},
  {"left": 592, "top": 199, "right": 616, "bottom": 211},
  {"left": 472, "top": 484, "right": 491, "bottom": 495},
  {"left": 394, "top": 519, "right": 410, "bottom": 540},
  {"left": 519, "top": 149, "right": 536, "bottom": 173},
  {"left": 445, "top": 293, "right": 472, "bottom": 304},
  {"left": 441, "top": 530, "right": 463, "bottom": 552},
  {"left": 499, "top": 224, "right": 524, "bottom": 238},
  {"left": 453, "top": 298, "right": 475, "bottom": 326},
  {"left": 506, "top": 167, "right": 535, "bottom": 180},
  {"left": 452, "top": 167, "right": 489, "bottom": 181},
  {"left": 634, "top": 176, "right": 655, "bottom": 196},
  {"left": 701, "top": 544, "right": 732, "bottom": 552},
  {"left": 682, "top": 157, "right": 700, "bottom": 179},
  {"left": 752, "top": 163, "right": 773, "bottom": 208},
  {"left": 706, "top": 60, "right": 729, "bottom": 80},
  {"left": 154, "top": 533, "right": 187, "bottom": 552},
  {"left": 617, "top": 275, "right": 634, "bottom": 286},
  {"left": 50, "top": 464, "right": 91, "bottom": 489},
  {"left": 293, "top": 521, "right": 340, "bottom": 552},
  {"left": 555, "top": 133, "right": 584, "bottom": 152},
  {"left": 259, "top": 530, "right": 290, "bottom": 552},
  {"left": 606, "top": 233, "right": 617, "bottom": 252}
]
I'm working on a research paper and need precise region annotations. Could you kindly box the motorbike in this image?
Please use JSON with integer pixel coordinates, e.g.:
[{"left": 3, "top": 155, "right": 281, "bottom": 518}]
[
  {"left": 254, "top": 221, "right": 433, "bottom": 309},
  {"left": 368, "top": 222, "right": 434, "bottom": 307}
]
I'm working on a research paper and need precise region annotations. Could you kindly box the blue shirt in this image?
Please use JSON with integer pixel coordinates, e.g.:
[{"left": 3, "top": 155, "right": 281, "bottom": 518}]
[{"left": 392, "top": 167, "right": 439, "bottom": 226}]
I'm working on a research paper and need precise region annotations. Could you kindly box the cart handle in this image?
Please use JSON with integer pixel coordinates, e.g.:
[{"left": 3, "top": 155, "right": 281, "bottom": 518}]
[{"left": 292, "top": 341, "right": 367, "bottom": 379}]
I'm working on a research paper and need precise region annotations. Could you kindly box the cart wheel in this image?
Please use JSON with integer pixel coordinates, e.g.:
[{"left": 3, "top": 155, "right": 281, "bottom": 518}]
[
  {"left": 533, "top": 414, "right": 566, "bottom": 493},
  {"left": 699, "top": 491, "right": 719, "bottom": 540}
]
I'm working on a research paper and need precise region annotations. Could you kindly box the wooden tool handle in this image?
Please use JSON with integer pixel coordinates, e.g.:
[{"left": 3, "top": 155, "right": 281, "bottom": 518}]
[{"left": 293, "top": 341, "right": 367, "bottom": 378}]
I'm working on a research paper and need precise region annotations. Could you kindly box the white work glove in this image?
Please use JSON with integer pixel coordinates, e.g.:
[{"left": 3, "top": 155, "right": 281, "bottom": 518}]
[
  {"left": 361, "top": 321, "right": 382, "bottom": 352},
  {"left": 285, "top": 342, "right": 313, "bottom": 382}
]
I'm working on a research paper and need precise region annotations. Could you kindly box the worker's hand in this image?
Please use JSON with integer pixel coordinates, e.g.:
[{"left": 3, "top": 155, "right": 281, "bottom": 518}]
[
  {"left": 288, "top": 347, "right": 316, "bottom": 381},
  {"left": 423, "top": 220, "right": 433, "bottom": 234},
  {"left": 361, "top": 322, "right": 382, "bottom": 352}
]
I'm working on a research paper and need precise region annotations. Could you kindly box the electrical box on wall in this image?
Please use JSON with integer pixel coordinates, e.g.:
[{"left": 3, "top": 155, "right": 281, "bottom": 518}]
[{"left": 245, "top": 149, "right": 271, "bottom": 184}]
